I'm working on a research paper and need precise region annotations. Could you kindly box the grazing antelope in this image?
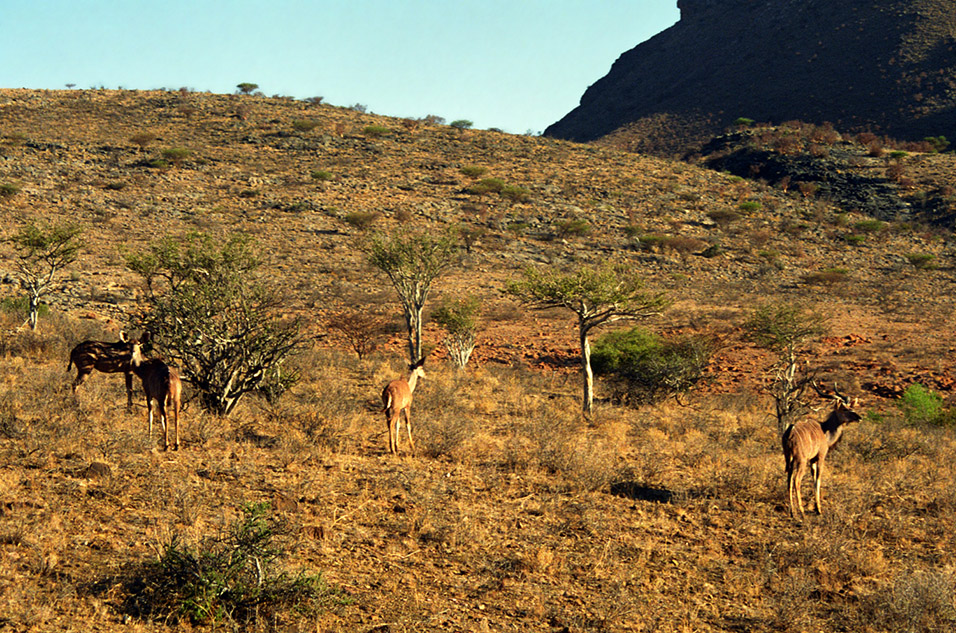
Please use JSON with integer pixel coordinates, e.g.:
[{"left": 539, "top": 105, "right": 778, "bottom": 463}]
[
  {"left": 381, "top": 358, "right": 425, "bottom": 455},
  {"left": 130, "top": 332, "right": 182, "bottom": 451},
  {"left": 783, "top": 385, "right": 860, "bottom": 518},
  {"left": 68, "top": 332, "right": 140, "bottom": 411}
]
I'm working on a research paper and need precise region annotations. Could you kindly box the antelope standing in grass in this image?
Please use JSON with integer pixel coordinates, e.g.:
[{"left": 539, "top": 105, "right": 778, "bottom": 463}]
[
  {"left": 381, "top": 358, "right": 425, "bottom": 455},
  {"left": 68, "top": 332, "right": 140, "bottom": 411},
  {"left": 130, "top": 332, "right": 182, "bottom": 451},
  {"left": 783, "top": 384, "right": 860, "bottom": 518}
]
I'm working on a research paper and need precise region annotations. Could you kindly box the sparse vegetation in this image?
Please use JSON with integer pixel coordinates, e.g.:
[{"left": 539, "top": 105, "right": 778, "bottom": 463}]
[{"left": 2, "top": 88, "right": 956, "bottom": 633}]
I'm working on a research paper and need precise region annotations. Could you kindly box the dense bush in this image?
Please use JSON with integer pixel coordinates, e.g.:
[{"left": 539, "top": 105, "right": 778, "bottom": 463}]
[
  {"left": 591, "top": 327, "right": 715, "bottom": 404},
  {"left": 898, "top": 384, "right": 954, "bottom": 427}
]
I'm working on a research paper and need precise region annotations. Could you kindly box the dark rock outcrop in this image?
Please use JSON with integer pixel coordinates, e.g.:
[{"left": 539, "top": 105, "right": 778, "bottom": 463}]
[{"left": 546, "top": 0, "right": 956, "bottom": 155}]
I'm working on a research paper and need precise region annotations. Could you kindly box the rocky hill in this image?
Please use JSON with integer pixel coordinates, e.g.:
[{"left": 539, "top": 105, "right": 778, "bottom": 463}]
[
  {"left": 1, "top": 89, "right": 956, "bottom": 632},
  {"left": 546, "top": 0, "right": 956, "bottom": 156}
]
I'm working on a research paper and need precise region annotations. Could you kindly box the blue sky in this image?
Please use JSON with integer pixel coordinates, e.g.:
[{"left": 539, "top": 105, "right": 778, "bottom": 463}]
[{"left": 1, "top": 1, "right": 679, "bottom": 134}]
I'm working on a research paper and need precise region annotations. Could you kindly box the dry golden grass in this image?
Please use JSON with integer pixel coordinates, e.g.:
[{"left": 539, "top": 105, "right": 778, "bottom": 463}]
[{"left": 0, "top": 316, "right": 954, "bottom": 632}]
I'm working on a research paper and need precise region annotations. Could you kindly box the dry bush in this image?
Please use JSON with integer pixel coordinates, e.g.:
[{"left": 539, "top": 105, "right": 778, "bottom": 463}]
[
  {"left": 415, "top": 373, "right": 477, "bottom": 461},
  {"left": 856, "top": 570, "right": 956, "bottom": 633}
]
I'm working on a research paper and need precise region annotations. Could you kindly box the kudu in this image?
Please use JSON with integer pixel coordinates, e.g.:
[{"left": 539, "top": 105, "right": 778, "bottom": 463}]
[
  {"left": 381, "top": 358, "right": 425, "bottom": 455},
  {"left": 68, "top": 331, "right": 140, "bottom": 411},
  {"left": 130, "top": 332, "right": 182, "bottom": 451},
  {"left": 783, "top": 383, "right": 860, "bottom": 518}
]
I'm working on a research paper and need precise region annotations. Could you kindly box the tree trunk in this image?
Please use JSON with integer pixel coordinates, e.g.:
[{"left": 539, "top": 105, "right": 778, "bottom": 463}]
[
  {"left": 28, "top": 291, "right": 40, "bottom": 331},
  {"left": 580, "top": 325, "right": 594, "bottom": 418},
  {"left": 404, "top": 305, "right": 424, "bottom": 364}
]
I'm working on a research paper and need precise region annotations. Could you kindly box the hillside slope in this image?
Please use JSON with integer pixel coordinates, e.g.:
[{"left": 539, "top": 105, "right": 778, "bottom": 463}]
[
  {"left": 0, "top": 89, "right": 955, "bottom": 632},
  {"left": 1, "top": 89, "right": 955, "bottom": 394},
  {"left": 546, "top": 0, "right": 956, "bottom": 156}
]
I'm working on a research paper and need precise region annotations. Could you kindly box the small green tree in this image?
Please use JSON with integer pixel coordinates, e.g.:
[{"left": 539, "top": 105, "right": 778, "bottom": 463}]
[
  {"left": 127, "top": 232, "right": 306, "bottom": 415},
  {"left": 236, "top": 82, "right": 259, "bottom": 95},
  {"left": 433, "top": 295, "right": 480, "bottom": 369},
  {"left": 8, "top": 221, "right": 81, "bottom": 330},
  {"left": 364, "top": 227, "right": 459, "bottom": 364},
  {"left": 744, "top": 302, "right": 828, "bottom": 431},
  {"left": 507, "top": 263, "right": 668, "bottom": 417}
]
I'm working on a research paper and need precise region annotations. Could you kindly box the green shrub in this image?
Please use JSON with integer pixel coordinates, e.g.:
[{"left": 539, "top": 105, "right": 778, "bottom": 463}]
[
  {"left": 844, "top": 234, "right": 867, "bottom": 246},
  {"left": 801, "top": 268, "right": 849, "bottom": 285},
  {"left": 160, "top": 147, "right": 191, "bottom": 164},
  {"left": 0, "top": 183, "right": 20, "bottom": 198},
  {"left": 853, "top": 219, "right": 885, "bottom": 233},
  {"left": 362, "top": 125, "right": 388, "bottom": 138},
  {"left": 924, "top": 135, "right": 950, "bottom": 153},
  {"left": 466, "top": 177, "right": 505, "bottom": 196},
  {"left": 310, "top": 170, "right": 333, "bottom": 181},
  {"left": 591, "top": 327, "right": 715, "bottom": 404},
  {"left": 734, "top": 117, "right": 756, "bottom": 127},
  {"left": 449, "top": 119, "right": 473, "bottom": 129},
  {"left": 623, "top": 224, "right": 642, "bottom": 239},
  {"left": 707, "top": 209, "right": 740, "bottom": 226},
  {"left": 554, "top": 218, "right": 591, "bottom": 238},
  {"left": 500, "top": 185, "right": 531, "bottom": 203},
  {"left": 459, "top": 165, "right": 488, "bottom": 179},
  {"left": 120, "top": 503, "right": 347, "bottom": 626},
  {"left": 291, "top": 119, "right": 320, "bottom": 132},
  {"left": 898, "top": 384, "right": 947, "bottom": 426},
  {"left": 236, "top": 82, "right": 259, "bottom": 95},
  {"left": 905, "top": 253, "right": 937, "bottom": 270},
  {"left": 738, "top": 201, "right": 761, "bottom": 213}
]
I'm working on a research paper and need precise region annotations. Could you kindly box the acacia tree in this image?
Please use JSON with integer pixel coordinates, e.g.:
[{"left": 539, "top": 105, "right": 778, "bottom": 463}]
[
  {"left": 8, "top": 221, "right": 81, "bottom": 330},
  {"left": 744, "top": 302, "right": 828, "bottom": 432},
  {"left": 433, "top": 295, "right": 480, "bottom": 369},
  {"left": 127, "top": 232, "right": 306, "bottom": 415},
  {"left": 364, "top": 227, "right": 459, "bottom": 364},
  {"left": 507, "top": 263, "right": 668, "bottom": 417}
]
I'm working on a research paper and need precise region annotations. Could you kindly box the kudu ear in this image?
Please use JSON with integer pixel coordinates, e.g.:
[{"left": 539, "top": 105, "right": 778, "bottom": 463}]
[
  {"left": 119, "top": 331, "right": 128, "bottom": 343},
  {"left": 141, "top": 331, "right": 152, "bottom": 345}
]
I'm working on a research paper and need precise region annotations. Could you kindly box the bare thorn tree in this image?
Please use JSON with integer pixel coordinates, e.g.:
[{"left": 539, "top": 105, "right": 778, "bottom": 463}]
[
  {"left": 8, "top": 221, "right": 81, "bottom": 330},
  {"left": 327, "top": 309, "right": 389, "bottom": 360},
  {"left": 745, "top": 302, "right": 829, "bottom": 432},
  {"left": 507, "top": 263, "right": 668, "bottom": 417},
  {"left": 364, "top": 226, "right": 459, "bottom": 364}
]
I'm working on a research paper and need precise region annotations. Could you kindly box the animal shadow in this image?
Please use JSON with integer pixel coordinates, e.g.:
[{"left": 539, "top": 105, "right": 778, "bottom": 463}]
[{"left": 610, "top": 481, "right": 676, "bottom": 504}]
